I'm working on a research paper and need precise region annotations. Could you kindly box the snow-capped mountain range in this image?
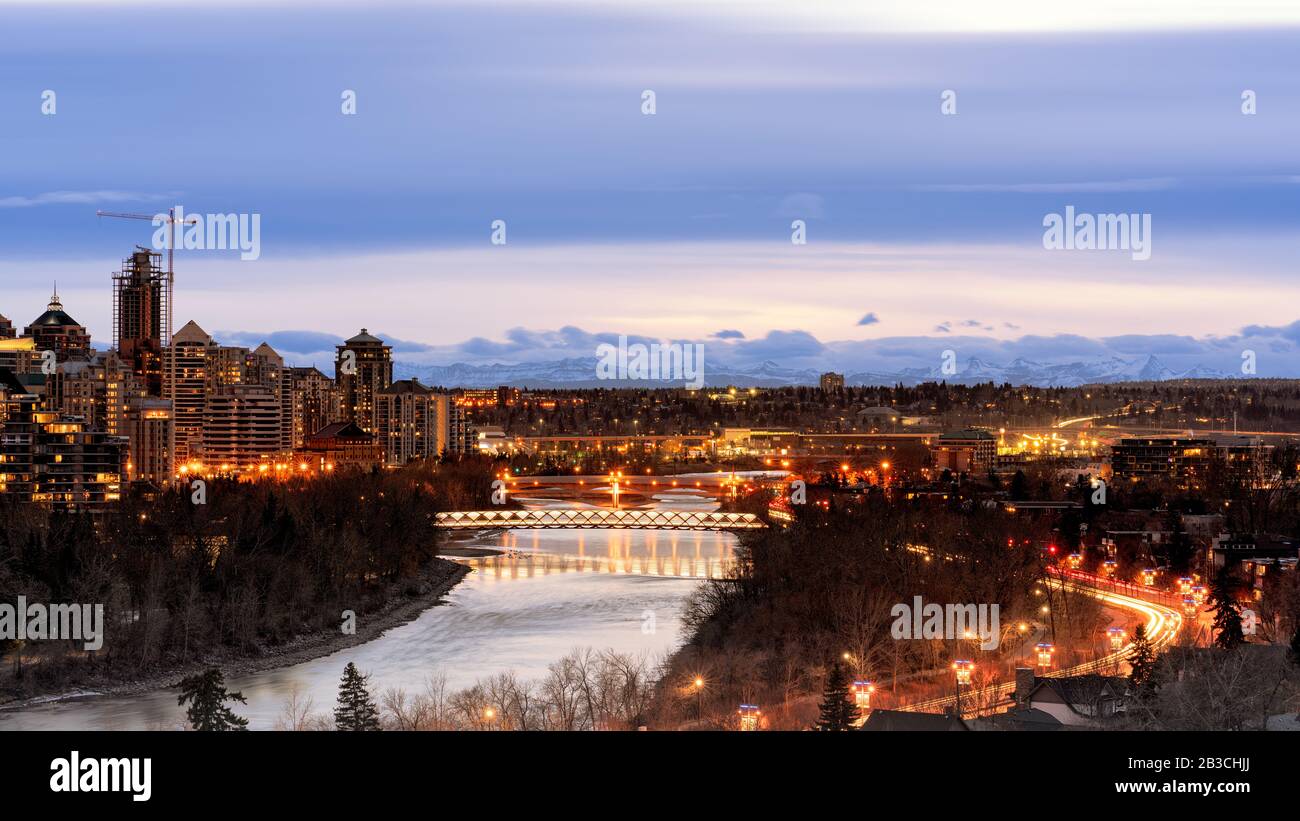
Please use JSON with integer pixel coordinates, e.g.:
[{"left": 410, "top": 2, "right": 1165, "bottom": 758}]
[{"left": 393, "top": 354, "right": 1236, "bottom": 389}]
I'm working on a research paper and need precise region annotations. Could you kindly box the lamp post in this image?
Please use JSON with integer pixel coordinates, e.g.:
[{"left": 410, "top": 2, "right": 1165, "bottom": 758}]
[
  {"left": 852, "top": 681, "right": 875, "bottom": 711},
  {"left": 952, "top": 660, "right": 973, "bottom": 716},
  {"left": 1107, "top": 626, "right": 1126, "bottom": 651},
  {"left": 693, "top": 676, "right": 704, "bottom": 721}
]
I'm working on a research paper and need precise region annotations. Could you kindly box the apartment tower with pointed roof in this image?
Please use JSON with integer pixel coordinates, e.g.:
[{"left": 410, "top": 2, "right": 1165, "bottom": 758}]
[{"left": 335, "top": 328, "right": 392, "bottom": 434}]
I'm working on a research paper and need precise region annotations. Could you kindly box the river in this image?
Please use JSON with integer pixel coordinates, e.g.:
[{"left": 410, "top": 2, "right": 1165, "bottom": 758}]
[{"left": 0, "top": 489, "right": 736, "bottom": 730}]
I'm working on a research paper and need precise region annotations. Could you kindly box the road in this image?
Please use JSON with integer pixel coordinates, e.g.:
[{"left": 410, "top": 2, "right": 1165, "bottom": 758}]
[{"left": 892, "top": 569, "right": 1184, "bottom": 718}]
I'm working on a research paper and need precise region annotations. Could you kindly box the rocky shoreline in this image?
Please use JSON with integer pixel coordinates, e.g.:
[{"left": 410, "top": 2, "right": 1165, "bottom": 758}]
[{"left": 0, "top": 558, "right": 470, "bottom": 710}]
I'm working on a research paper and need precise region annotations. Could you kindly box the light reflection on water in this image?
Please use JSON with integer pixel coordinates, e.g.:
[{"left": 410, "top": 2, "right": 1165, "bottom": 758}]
[{"left": 0, "top": 491, "right": 735, "bottom": 730}]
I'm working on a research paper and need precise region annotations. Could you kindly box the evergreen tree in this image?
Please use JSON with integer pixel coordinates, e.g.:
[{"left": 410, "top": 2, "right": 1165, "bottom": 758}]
[
  {"left": 1127, "top": 623, "right": 1159, "bottom": 695},
  {"left": 815, "top": 660, "right": 858, "bottom": 731},
  {"left": 334, "top": 662, "right": 382, "bottom": 731},
  {"left": 1160, "top": 510, "right": 1193, "bottom": 573},
  {"left": 1009, "top": 470, "right": 1028, "bottom": 501},
  {"left": 177, "top": 668, "right": 249, "bottom": 731},
  {"left": 1209, "top": 565, "right": 1245, "bottom": 650}
]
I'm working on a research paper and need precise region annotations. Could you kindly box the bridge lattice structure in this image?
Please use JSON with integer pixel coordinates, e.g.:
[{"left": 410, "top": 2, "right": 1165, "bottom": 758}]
[{"left": 435, "top": 509, "right": 766, "bottom": 531}]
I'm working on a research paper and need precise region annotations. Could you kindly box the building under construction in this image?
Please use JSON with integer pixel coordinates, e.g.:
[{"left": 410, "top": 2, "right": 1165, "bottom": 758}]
[{"left": 112, "top": 246, "right": 168, "bottom": 397}]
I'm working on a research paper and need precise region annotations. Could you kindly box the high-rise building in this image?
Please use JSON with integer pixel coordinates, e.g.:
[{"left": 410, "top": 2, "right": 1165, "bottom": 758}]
[
  {"left": 206, "top": 344, "right": 251, "bottom": 392},
  {"left": 819, "top": 372, "right": 845, "bottom": 392},
  {"left": 51, "top": 350, "right": 145, "bottom": 439},
  {"left": 112, "top": 248, "right": 167, "bottom": 396},
  {"left": 336, "top": 329, "right": 392, "bottom": 434},
  {"left": 0, "top": 336, "right": 36, "bottom": 375},
  {"left": 124, "top": 397, "right": 172, "bottom": 484},
  {"left": 286, "top": 366, "right": 340, "bottom": 449},
  {"left": 249, "top": 342, "right": 287, "bottom": 451},
  {"left": 448, "top": 398, "right": 475, "bottom": 455},
  {"left": 167, "top": 320, "right": 216, "bottom": 464},
  {"left": 0, "top": 369, "right": 125, "bottom": 509},
  {"left": 24, "top": 288, "right": 91, "bottom": 363},
  {"left": 0, "top": 314, "right": 14, "bottom": 339},
  {"left": 376, "top": 378, "right": 446, "bottom": 465},
  {"left": 198, "top": 384, "right": 281, "bottom": 470}
]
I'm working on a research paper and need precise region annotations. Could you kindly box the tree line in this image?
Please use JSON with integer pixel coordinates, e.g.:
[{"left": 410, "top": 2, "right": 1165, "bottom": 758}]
[{"left": 0, "top": 458, "right": 498, "bottom": 699}]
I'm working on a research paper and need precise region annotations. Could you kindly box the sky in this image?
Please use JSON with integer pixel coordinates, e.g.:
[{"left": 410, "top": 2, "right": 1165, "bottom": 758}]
[{"left": 1, "top": 0, "right": 1299, "bottom": 377}]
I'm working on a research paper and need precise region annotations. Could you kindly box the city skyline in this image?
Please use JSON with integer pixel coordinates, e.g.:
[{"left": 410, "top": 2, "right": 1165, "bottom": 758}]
[{"left": 3, "top": 267, "right": 1299, "bottom": 383}]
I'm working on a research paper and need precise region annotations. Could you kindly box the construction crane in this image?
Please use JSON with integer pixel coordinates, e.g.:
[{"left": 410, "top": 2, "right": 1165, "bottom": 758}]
[{"left": 97, "top": 207, "right": 198, "bottom": 482}]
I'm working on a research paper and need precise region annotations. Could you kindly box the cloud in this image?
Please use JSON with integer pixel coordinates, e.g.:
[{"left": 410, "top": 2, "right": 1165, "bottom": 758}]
[
  {"left": 729, "top": 329, "right": 827, "bottom": 361},
  {"left": 712, "top": 329, "right": 745, "bottom": 339},
  {"left": 934, "top": 323, "right": 951, "bottom": 333},
  {"left": 857, "top": 312, "right": 880, "bottom": 326},
  {"left": 1241, "top": 320, "right": 1300, "bottom": 344},
  {"left": 214, "top": 328, "right": 434, "bottom": 357},
  {"left": 216, "top": 319, "right": 1300, "bottom": 378},
  {"left": 0, "top": 190, "right": 173, "bottom": 208}
]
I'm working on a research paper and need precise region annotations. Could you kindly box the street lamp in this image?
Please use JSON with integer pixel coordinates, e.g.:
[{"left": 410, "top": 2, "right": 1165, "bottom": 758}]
[
  {"left": 852, "top": 681, "right": 875, "bottom": 710},
  {"left": 1107, "top": 627, "right": 1126, "bottom": 650},
  {"left": 692, "top": 676, "right": 705, "bottom": 720},
  {"left": 952, "top": 660, "right": 974, "bottom": 715}
]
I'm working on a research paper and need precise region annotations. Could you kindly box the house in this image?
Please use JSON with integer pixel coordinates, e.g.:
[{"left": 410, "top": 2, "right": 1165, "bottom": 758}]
[
  {"left": 298, "top": 421, "right": 383, "bottom": 472},
  {"left": 971, "top": 707, "right": 1064, "bottom": 732},
  {"left": 1210, "top": 533, "right": 1300, "bottom": 570},
  {"left": 860, "top": 709, "right": 969, "bottom": 731},
  {"left": 1012, "top": 667, "right": 1126, "bottom": 727}
]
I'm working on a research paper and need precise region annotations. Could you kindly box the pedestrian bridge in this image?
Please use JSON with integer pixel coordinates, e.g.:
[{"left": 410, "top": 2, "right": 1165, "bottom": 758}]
[{"left": 435, "top": 509, "right": 766, "bottom": 531}]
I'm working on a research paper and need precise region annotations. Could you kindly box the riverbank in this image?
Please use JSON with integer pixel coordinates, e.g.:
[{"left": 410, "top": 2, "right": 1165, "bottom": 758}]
[{"left": 0, "top": 558, "right": 470, "bottom": 711}]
